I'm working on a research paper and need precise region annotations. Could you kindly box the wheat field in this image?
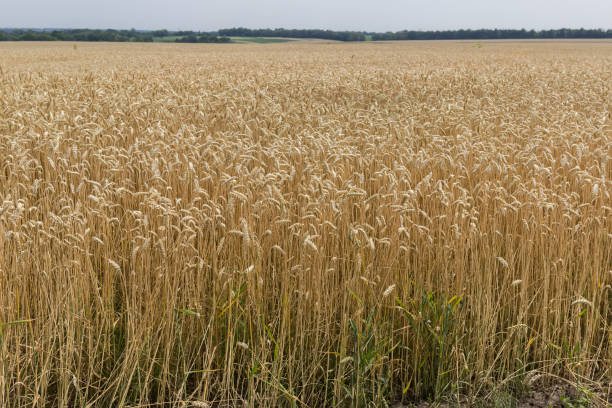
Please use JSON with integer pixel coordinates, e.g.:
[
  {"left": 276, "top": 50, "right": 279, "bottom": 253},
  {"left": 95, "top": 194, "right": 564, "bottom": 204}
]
[{"left": 0, "top": 41, "right": 610, "bottom": 407}]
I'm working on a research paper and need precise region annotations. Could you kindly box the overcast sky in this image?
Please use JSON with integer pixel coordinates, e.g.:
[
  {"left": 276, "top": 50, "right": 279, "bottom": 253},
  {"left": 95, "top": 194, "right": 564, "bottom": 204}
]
[{"left": 1, "top": 0, "right": 610, "bottom": 32}]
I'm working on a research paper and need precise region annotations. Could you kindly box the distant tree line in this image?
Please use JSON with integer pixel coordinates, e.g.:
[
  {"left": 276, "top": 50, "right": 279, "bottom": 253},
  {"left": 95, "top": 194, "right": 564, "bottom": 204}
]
[
  {"left": 218, "top": 27, "right": 366, "bottom": 42},
  {"left": 0, "top": 29, "right": 154, "bottom": 42},
  {"left": 371, "top": 28, "right": 612, "bottom": 41},
  {"left": 0, "top": 27, "right": 610, "bottom": 43},
  {"left": 0, "top": 29, "right": 229, "bottom": 43}
]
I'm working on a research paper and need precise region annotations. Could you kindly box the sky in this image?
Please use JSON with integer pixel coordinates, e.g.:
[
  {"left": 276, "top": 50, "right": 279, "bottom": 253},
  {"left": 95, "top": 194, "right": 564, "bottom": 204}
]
[{"left": 1, "top": 0, "right": 611, "bottom": 32}]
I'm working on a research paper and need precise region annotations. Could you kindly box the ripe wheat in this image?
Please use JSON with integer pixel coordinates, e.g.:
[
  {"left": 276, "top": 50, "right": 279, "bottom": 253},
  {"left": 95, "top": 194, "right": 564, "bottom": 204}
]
[{"left": 0, "top": 40, "right": 610, "bottom": 407}]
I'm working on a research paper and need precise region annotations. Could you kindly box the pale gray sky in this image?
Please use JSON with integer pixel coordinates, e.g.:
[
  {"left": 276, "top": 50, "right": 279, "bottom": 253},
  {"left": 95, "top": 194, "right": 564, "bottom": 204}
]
[{"left": 1, "top": 0, "right": 610, "bottom": 32}]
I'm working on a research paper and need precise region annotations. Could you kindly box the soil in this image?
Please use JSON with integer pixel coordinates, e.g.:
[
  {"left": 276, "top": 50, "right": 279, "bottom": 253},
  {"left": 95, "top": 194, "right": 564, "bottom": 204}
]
[{"left": 391, "top": 383, "right": 611, "bottom": 408}]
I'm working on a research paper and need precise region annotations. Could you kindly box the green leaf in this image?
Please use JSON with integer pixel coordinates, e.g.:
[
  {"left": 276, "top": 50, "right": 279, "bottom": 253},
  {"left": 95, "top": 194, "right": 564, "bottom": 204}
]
[
  {"left": 176, "top": 308, "right": 200, "bottom": 317},
  {"left": 348, "top": 289, "right": 363, "bottom": 306},
  {"left": 0, "top": 319, "right": 33, "bottom": 328}
]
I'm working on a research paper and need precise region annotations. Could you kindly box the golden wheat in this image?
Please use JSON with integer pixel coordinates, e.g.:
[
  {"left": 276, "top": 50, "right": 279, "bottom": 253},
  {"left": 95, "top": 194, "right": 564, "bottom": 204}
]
[{"left": 0, "top": 40, "right": 610, "bottom": 407}]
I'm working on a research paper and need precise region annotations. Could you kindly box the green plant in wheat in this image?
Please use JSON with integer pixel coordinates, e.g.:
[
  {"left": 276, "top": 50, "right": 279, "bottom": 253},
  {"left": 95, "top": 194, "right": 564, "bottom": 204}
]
[
  {"left": 339, "top": 303, "right": 393, "bottom": 408},
  {"left": 560, "top": 387, "right": 595, "bottom": 408},
  {"left": 0, "top": 319, "right": 33, "bottom": 400},
  {"left": 396, "top": 292, "right": 465, "bottom": 401}
]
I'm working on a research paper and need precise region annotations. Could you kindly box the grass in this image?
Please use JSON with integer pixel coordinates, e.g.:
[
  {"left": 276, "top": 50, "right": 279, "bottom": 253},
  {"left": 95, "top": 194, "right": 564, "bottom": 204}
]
[
  {"left": 230, "top": 36, "right": 296, "bottom": 43},
  {"left": 0, "top": 41, "right": 610, "bottom": 407},
  {"left": 153, "top": 36, "right": 295, "bottom": 44},
  {"left": 152, "top": 35, "right": 183, "bottom": 42}
]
